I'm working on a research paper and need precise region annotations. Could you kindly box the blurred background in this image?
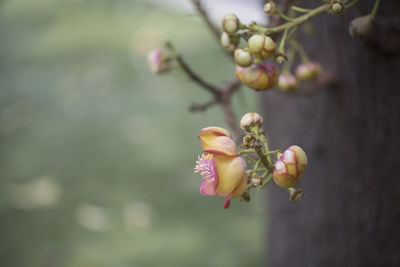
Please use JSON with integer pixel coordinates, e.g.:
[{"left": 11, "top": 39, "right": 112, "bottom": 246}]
[{"left": 0, "top": 0, "right": 268, "bottom": 266}]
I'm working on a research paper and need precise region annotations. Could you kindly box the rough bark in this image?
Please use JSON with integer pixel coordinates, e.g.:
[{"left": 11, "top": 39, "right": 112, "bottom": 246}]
[{"left": 262, "top": 1, "right": 400, "bottom": 266}]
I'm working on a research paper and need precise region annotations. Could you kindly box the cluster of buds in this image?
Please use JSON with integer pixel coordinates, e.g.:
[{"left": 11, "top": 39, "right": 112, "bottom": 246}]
[
  {"left": 220, "top": 14, "right": 241, "bottom": 52},
  {"left": 219, "top": 12, "right": 280, "bottom": 91},
  {"left": 277, "top": 61, "right": 322, "bottom": 92},
  {"left": 235, "top": 34, "right": 279, "bottom": 91}
]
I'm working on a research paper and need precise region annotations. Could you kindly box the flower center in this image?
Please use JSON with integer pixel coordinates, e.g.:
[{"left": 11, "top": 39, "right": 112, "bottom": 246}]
[{"left": 194, "top": 153, "right": 217, "bottom": 183}]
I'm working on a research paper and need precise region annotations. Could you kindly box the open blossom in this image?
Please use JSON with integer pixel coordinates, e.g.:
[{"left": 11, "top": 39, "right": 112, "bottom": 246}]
[
  {"left": 147, "top": 49, "right": 171, "bottom": 74},
  {"left": 194, "top": 127, "right": 247, "bottom": 209},
  {"left": 273, "top": 145, "right": 307, "bottom": 188}
]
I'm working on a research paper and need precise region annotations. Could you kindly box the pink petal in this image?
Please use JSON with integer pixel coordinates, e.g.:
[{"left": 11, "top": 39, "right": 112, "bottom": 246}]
[{"left": 199, "top": 177, "right": 218, "bottom": 196}]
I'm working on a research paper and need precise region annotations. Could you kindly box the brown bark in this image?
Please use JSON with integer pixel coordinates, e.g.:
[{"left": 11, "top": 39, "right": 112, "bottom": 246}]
[{"left": 262, "top": 1, "right": 400, "bottom": 266}]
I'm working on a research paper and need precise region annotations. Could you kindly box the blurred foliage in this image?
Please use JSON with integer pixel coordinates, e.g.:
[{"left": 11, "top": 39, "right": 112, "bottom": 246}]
[{"left": 0, "top": 0, "right": 263, "bottom": 266}]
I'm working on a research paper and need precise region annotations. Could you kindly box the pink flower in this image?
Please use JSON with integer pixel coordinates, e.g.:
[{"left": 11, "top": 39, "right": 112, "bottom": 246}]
[{"left": 194, "top": 127, "right": 247, "bottom": 209}]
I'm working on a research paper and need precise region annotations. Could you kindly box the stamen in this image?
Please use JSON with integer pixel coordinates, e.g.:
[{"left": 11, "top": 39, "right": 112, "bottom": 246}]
[{"left": 194, "top": 153, "right": 217, "bottom": 181}]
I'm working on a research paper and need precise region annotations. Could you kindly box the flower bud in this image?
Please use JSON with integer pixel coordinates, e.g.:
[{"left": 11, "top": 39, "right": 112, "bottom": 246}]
[
  {"left": 236, "top": 63, "right": 279, "bottom": 91},
  {"left": 275, "top": 54, "right": 287, "bottom": 64},
  {"left": 248, "top": 34, "right": 277, "bottom": 59},
  {"left": 330, "top": 1, "right": 344, "bottom": 15},
  {"left": 349, "top": 15, "right": 372, "bottom": 40},
  {"left": 220, "top": 32, "right": 239, "bottom": 52},
  {"left": 278, "top": 74, "right": 298, "bottom": 92},
  {"left": 273, "top": 145, "right": 307, "bottom": 188},
  {"left": 234, "top": 49, "right": 253, "bottom": 68},
  {"left": 295, "top": 62, "right": 321, "bottom": 81},
  {"left": 250, "top": 177, "right": 261, "bottom": 187},
  {"left": 240, "top": 112, "right": 263, "bottom": 131},
  {"left": 147, "top": 49, "right": 171, "bottom": 74},
  {"left": 264, "top": 1, "right": 276, "bottom": 16},
  {"left": 222, "top": 13, "right": 240, "bottom": 35},
  {"left": 289, "top": 188, "right": 304, "bottom": 203}
]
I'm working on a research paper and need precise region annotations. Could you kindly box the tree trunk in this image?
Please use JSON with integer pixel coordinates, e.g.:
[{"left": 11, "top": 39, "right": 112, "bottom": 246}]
[{"left": 262, "top": 1, "right": 400, "bottom": 266}]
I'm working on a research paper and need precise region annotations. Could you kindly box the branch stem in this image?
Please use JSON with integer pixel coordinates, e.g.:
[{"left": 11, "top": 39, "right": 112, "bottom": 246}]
[
  {"left": 370, "top": 0, "right": 381, "bottom": 20},
  {"left": 249, "top": 4, "right": 330, "bottom": 35}
]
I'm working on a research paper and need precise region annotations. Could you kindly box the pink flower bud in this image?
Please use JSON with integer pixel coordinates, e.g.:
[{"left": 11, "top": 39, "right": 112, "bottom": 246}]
[
  {"left": 195, "top": 127, "right": 248, "bottom": 209},
  {"left": 278, "top": 74, "right": 299, "bottom": 92},
  {"left": 240, "top": 112, "right": 263, "bottom": 131},
  {"left": 220, "top": 32, "right": 239, "bottom": 52},
  {"left": 222, "top": 13, "right": 240, "bottom": 35},
  {"left": 273, "top": 145, "right": 307, "bottom": 188},
  {"left": 248, "top": 34, "right": 277, "bottom": 59},
  {"left": 295, "top": 62, "right": 321, "bottom": 81},
  {"left": 236, "top": 63, "right": 279, "bottom": 91},
  {"left": 147, "top": 49, "right": 171, "bottom": 74}
]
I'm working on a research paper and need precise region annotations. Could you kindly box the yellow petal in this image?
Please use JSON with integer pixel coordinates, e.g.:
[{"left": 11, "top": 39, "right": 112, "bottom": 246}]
[
  {"left": 231, "top": 173, "right": 248, "bottom": 199},
  {"left": 215, "top": 155, "right": 246, "bottom": 197},
  {"left": 200, "top": 127, "right": 232, "bottom": 138},
  {"left": 199, "top": 132, "right": 238, "bottom": 156}
]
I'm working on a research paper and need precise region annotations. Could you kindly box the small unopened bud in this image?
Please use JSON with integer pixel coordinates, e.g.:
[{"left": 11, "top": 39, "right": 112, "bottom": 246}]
[
  {"left": 278, "top": 74, "right": 298, "bottom": 92},
  {"left": 288, "top": 188, "right": 304, "bottom": 203},
  {"left": 220, "top": 32, "right": 239, "bottom": 52},
  {"left": 147, "top": 49, "right": 171, "bottom": 74},
  {"left": 222, "top": 13, "right": 240, "bottom": 35},
  {"left": 250, "top": 177, "right": 261, "bottom": 187},
  {"left": 248, "top": 34, "right": 277, "bottom": 59},
  {"left": 240, "top": 112, "right": 263, "bottom": 131},
  {"left": 236, "top": 63, "right": 279, "bottom": 91},
  {"left": 264, "top": 1, "right": 276, "bottom": 16},
  {"left": 330, "top": 1, "right": 344, "bottom": 15},
  {"left": 295, "top": 62, "right": 321, "bottom": 81},
  {"left": 234, "top": 49, "right": 253, "bottom": 68},
  {"left": 273, "top": 145, "right": 307, "bottom": 188},
  {"left": 349, "top": 14, "right": 372, "bottom": 39},
  {"left": 275, "top": 54, "right": 287, "bottom": 64}
]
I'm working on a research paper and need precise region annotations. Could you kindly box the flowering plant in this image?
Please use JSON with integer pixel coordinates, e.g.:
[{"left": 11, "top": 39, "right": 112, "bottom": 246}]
[
  {"left": 195, "top": 114, "right": 307, "bottom": 209},
  {"left": 146, "top": 0, "right": 381, "bottom": 210}
]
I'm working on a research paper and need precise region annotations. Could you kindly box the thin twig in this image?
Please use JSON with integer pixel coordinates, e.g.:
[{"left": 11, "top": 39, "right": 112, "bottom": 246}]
[
  {"left": 166, "top": 42, "right": 242, "bottom": 141},
  {"left": 192, "top": 0, "right": 235, "bottom": 60},
  {"left": 189, "top": 99, "right": 218, "bottom": 112},
  {"left": 192, "top": 0, "right": 221, "bottom": 41},
  {"left": 175, "top": 55, "right": 220, "bottom": 96}
]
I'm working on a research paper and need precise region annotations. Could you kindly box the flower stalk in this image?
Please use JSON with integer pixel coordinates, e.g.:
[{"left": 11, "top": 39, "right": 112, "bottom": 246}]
[{"left": 248, "top": 4, "right": 330, "bottom": 35}]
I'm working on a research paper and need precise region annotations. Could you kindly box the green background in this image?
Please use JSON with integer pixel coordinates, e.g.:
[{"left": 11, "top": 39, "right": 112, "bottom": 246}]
[{"left": 0, "top": 1, "right": 264, "bottom": 266}]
